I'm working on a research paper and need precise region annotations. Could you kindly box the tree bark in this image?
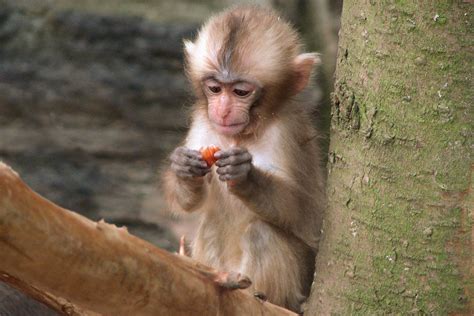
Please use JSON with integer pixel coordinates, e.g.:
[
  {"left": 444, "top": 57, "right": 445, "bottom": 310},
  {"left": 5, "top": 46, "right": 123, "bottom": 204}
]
[
  {"left": 0, "top": 162, "right": 296, "bottom": 316},
  {"left": 308, "top": 1, "right": 472, "bottom": 315}
]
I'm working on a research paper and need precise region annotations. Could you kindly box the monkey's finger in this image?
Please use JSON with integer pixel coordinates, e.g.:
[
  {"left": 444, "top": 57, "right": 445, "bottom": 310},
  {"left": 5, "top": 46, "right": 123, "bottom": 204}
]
[
  {"left": 171, "top": 154, "right": 208, "bottom": 169},
  {"left": 216, "top": 164, "right": 251, "bottom": 176},
  {"left": 192, "top": 166, "right": 211, "bottom": 176},
  {"left": 174, "top": 165, "right": 210, "bottom": 178},
  {"left": 214, "top": 147, "right": 248, "bottom": 159},
  {"left": 184, "top": 158, "right": 208, "bottom": 169},
  {"left": 170, "top": 147, "right": 201, "bottom": 160},
  {"left": 215, "top": 152, "right": 252, "bottom": 167},
  {"left": 172, "top": 147, "right": 203, "bottom": 161},
  {"left": 218, "top": 173, "right": 246, "bottom": 182},
  {"left": 185, "top": 149, "right": 204, "bottom": 160}
]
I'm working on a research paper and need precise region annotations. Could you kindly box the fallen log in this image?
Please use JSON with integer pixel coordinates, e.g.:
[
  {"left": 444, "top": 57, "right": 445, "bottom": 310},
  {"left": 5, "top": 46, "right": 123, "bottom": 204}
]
[{"left": 0, "top": 162, "right": 296, "bottom": 315}]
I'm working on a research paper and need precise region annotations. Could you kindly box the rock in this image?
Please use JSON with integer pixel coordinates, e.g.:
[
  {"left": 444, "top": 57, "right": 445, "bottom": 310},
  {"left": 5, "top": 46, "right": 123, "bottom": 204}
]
[{"left": 0, "top": 2, "right": 186, "bottom": 250}]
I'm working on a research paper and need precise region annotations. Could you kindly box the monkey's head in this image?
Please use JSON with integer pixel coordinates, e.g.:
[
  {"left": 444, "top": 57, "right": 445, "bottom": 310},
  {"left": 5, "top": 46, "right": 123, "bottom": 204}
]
[{"left": 184, "top": 6, "right": 319, "bottom": 137}]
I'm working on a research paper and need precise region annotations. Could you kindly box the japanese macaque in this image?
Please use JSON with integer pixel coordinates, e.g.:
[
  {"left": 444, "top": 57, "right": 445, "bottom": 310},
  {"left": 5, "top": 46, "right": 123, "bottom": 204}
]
[{"left": 162, "top": 6, "right": 325, "bottom": 312}]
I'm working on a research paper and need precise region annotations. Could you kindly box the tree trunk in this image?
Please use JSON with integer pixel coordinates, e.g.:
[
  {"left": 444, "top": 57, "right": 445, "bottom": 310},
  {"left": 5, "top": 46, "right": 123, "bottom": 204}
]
[
  {"left": 0, "top": 162, "right": 296, "bottom": 316},
  {"left": 307, "top": 1, "right": 472, "bottom": 315}
]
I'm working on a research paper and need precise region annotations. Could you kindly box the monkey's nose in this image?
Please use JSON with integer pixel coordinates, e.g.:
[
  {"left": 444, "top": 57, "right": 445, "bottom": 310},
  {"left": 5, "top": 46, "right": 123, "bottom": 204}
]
[
  {"left": 217, "top": 94, "right": 232, "bottom": 117},
  {"left": 216, "top": 104, "right": 232, "bottom": 119}
]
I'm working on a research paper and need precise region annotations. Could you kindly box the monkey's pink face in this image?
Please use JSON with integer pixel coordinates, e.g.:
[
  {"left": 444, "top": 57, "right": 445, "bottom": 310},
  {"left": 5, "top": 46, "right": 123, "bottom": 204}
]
[{"left": 203, "top": 78, "right": 260, "bottom": 136}]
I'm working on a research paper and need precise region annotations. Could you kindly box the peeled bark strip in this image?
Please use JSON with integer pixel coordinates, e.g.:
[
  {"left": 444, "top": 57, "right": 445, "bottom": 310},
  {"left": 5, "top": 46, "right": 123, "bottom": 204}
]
[{"left": 0, "top": 162, "right": 295, "bottom": 316}]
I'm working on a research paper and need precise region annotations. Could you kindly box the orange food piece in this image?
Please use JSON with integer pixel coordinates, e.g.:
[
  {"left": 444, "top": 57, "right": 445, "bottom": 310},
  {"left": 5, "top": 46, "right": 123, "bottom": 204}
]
[{"left": 200, "top": 145, "right": 220, "bottom": 167}]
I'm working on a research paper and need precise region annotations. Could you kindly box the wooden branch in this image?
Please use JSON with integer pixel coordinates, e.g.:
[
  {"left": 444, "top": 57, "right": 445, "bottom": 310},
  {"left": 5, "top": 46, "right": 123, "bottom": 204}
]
[{"left": 0, "top": 162, "right": 296, "bottom": 316}]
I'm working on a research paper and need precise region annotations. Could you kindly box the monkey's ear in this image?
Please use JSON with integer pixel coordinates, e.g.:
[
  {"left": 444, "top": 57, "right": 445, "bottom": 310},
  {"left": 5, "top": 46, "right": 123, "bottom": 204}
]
[
  {"left": 183, "top": 40, "right": 195, "bottom": 56},
  {"left": 292, "top": 53, "right": 321, "bottom": 95}
]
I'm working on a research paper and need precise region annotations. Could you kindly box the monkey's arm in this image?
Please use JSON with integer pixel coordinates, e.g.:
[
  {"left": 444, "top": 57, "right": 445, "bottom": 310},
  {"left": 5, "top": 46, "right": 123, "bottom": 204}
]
[
  {"left": 230, "top": 167, "right": 303, "bottom": 227},
  {"left": 162, "top": 147, "right": 210, "bottom": 212},
  {"left": 162, "top": 171, "right": 207, "bottom": 212},
  {"left": 215, "top": 148, "right": 307, "bottom": 231},
  {"left": 232, "top": 165, "right": 322, "bottom": 249},
  {"left": 217, "top": 146, "right": 322, "bottom": 249}
]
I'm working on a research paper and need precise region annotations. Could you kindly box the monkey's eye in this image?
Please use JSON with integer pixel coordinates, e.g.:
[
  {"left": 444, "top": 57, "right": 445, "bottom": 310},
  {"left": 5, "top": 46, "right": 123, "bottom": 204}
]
[
  {"left": 233, "top": 89, "right": 250, "bottom": 97},
  {"left": 208, "top": 86, "right": 222, "bottom": 94}
]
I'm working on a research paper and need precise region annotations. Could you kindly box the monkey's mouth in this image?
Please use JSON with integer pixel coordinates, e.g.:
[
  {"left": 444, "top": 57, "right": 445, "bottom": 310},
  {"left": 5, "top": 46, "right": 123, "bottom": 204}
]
[{"left": 213, "top": 122, "right": 247, "bottom": 136}]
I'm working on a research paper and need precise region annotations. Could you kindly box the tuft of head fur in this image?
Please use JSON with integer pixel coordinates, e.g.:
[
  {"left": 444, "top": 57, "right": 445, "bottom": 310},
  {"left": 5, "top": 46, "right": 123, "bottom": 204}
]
[{"left": 184, "top": 6, "right": 303, "bottom": 92}]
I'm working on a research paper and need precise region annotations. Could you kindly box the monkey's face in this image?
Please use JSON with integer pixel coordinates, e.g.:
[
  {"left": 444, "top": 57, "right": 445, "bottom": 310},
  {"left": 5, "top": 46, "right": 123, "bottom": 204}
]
[{"left": 202, "top": 77, "right": 261, "bottom": 136}]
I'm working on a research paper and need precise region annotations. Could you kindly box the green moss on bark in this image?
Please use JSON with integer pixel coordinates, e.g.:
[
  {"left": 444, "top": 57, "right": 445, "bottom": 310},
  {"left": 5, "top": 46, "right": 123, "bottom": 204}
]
[{"left": 308, "top": 1, "right": 472, "bottom": 315}]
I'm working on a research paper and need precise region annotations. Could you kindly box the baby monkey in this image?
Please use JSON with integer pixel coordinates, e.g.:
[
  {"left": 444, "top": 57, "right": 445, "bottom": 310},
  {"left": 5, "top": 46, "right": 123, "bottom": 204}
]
[{"left": 163, "top": 6, "right": 325, "bottom": 312}]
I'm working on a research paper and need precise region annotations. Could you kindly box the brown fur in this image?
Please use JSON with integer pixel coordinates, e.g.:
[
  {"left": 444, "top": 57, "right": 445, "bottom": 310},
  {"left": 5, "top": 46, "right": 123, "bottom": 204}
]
[{"left": 162, "top": 6, "right": 325, "bottom": 312}]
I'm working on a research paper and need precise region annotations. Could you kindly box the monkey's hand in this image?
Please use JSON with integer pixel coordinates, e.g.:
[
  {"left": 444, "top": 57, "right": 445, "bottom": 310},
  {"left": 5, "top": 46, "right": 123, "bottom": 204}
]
[
  {"left": 215, "top": 147, "right": 252, "bottom": 183},
  {"left": 170, "top": 146, "right": 210, "bottom": 180}
]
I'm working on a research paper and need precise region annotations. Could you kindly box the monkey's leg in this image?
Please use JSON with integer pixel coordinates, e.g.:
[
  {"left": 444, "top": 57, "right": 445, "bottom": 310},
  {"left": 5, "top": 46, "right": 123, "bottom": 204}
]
[
  {"left": 239, "top": 220, "right": 307, "bottom": 312},
  {"left": 179, "top": 234, "right": 248, "bottom": 290}
]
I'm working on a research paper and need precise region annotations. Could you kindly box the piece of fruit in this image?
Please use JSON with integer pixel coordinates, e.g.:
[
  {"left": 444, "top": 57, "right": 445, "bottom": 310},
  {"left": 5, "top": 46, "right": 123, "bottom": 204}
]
[{"left": 200, "top": 145, "right": 220, "bottom": 167}]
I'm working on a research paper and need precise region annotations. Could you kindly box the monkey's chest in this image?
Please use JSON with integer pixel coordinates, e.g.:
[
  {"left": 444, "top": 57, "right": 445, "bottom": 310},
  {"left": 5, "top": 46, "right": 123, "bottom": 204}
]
[
  {"left": 193, "top": 215, "right": 249, "bottom": 271},
  {"left": 192, "top": 176, "right": 254, "bottom": 270}
]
